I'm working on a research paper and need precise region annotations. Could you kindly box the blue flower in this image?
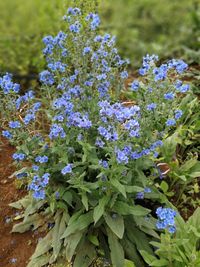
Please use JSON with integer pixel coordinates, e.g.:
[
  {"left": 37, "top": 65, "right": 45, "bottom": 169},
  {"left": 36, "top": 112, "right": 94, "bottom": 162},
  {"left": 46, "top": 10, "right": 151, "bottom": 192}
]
[
  {"left": 67, "top": 7, "right": 81, "bottom": 16},
  {"left": 0, "top": 73, "right": 20, "bottom": 94},
  {"left": 67, "top": 112, "right": 92, "bottom": 129},
  {"left": 33, "top": 190, "right": 46, "bottom": 200},
  {"left": 41, "top": 173, "right": 50, "bottom": 187},
  {"left": 55, "top": 191, "right": 60, "bottom": 199},
  {"left": 156, "top": 207, "right": 177, "bottom": 233},
  {"left": 83, "top": 47, "right": 91, "bottom": 55},
  {"left": 146, "top": 103, "right": 157, "bottom": 111},
  {"left": 153, "top": 64, "right": 168, "bottom": 81},
  {"left": 12, "top": 153, "right": 26, "bottom": 161},
  {"left": 53, "top": 115, "right": 64, "bottom": 122},
  {"left": 168, "top": 226, "right": 176, "bottom": 234},
  {"left": 168, "top": 59, "right": 188, "bottom": 74},
  {"left": 32, "top": 165, "right": 39, "bottom": 171},
  {"left": 138, "top": 54, "right": 159, "bottom": 76},
  {"left": 28, "top": 173, "right": 50, "bottom": 200},
  {"left": 115, "top": 148, "right": 129, "bottom": 164},
  {"left": 35, "top": 156, "right": 49, "bottom": 164},
  {"left": 24, "top": 114, "right": 35, "bottom": 125},
  {"left": 144, "top": 187, "right": 151, "bottom": 193},
  {"left": 164, "top": 92, "right": 175, "bottom": 100},
  {"left": 69, "top": 21, "right": 81, "bottom": 33},
  {"left": 9, "top": 121, "right": 21, "bottom": 129},
  {"left": 136, "top": 192, "right": 144, "bottom": 199},
  {"left": 130, "top": 80, "right": 139, "bottom": 91},
  {"left": 98, "top": 126, "right": 109, "bottom": 138},
  {"left": 61, "top": 164, "right": 73, "bottom": 175},
  {"left": 97, "top": 73, "right": 107, "bottom": 81},
  {"left": 86, "top": 13, "right": 100, "bottom": 30},
  {"left": 174, "top": 110, "right": 183, "bottom": 120},
  {"left": 49, "top": 124, "right": 66, "bottom": 139},
  {"left": 99, "top": 160, "right": 109, "bottom": 168},
  {"left": 48, "top": 61, "right": 67, "bottom": 73},
  {"left": 175, "top": 81, "right": 190, "bottom": 93},
  {"left": 166, "top": 119, "right": 176, "bottom": 127},
  {"left": 2, "top": 130, "right": 12, "bottom": 139},
  {"left": 39, "top": 70, "right": 55, "bottom": 85},
  {"left": 120, "top": 71, "right": 128, "bottom": 79},
  {"left": 95, "top": 138, "right": 105, "bottom": 148}
]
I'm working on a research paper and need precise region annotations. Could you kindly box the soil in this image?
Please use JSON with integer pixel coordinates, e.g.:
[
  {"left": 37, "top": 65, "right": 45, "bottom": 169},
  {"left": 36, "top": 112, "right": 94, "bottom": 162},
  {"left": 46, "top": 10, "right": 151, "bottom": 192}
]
[{"left": 0, "top": 137, "right": 39, "bottom": 267}]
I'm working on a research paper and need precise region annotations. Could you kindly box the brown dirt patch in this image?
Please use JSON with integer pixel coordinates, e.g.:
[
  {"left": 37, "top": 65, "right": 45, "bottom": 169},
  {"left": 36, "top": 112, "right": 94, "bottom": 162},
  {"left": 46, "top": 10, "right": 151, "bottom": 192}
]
[{"left": 0, "top": 137, "right": 39, "bottom": 267}]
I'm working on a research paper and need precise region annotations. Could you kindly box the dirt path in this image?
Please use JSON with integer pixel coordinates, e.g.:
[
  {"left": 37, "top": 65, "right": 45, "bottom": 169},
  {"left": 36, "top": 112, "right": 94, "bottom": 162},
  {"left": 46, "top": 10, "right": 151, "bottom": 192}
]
[{"left": 0, "top": 137, "right": 38, "bottom": 267}]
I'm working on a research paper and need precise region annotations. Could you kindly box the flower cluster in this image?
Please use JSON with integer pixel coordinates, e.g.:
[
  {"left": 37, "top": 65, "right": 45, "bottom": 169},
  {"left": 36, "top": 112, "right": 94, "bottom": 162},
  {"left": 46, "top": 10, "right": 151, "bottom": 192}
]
[
  {"left": 0, "top": 73, "right": 20, "bottom": 94},
  {"left": 28, "top": 173, "right": 50, "bottom": 199},
  {"left": 12, "top": 153, "right": 26, "bottom": 161},
  {"left": 15, "top": 90, "right": 35, "bottom": 110},
  {"left": 35, "top": 155, "right": 48, "bottom": 164},
  {"left": 156, "top": 207, "right": 177, "bottom": 233},
  {"left": 132, "top": 55, "right": 189, "bottom": 131},
  {"left": 86, "top": 13, "right": 101, "bottom": 30}
]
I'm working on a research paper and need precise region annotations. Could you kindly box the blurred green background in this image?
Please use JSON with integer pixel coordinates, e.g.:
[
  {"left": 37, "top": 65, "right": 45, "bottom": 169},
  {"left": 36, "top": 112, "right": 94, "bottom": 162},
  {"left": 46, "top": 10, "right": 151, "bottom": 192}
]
[{"left": 0, "top": 0, "right": 199, "bottom": 79}]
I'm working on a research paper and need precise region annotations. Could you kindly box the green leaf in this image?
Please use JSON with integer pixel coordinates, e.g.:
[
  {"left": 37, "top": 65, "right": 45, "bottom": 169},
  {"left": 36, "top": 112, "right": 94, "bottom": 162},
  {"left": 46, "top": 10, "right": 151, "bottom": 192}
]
[
  {"left": 150, "top": 259, "right": 169, "bottom": 266},
  {"left": 61, "top": 211, "right": 93, "bottom": 238},
  {"left": 9, "top": 194, "right": 32, "bottom": 209},
  {"left": 73, "top": 240, "right": 96, "bottom": 267},
  {"left": 107, "top": 228, "right": 125, "bottom": 267},
  {"left": 62, "top": 191, "right": 73, "bottom": 206},
  {"left": 124, "top": 259, "right": 136, "bottom": 267},
  {"left": 110, "top": 179, "right": 127, "bottom": 198},
  {"left": 113, "top": 201, "right": 150, "bottom": 216},
  {"left": 189, "top": 172, "right": 200, "bottom": 178},
  {"left": 187, "top": 207, "right": 200, "bottom": 229},
  {"left": 30, "top": 230, "right": 53, "bottom": 259},
  {"left": 140, "top": 250, "right": 157, "bottom": 265},
  {"left": 161, "top": 132, "right": 180, "bottom": 161},
  {"left": 65, "top": 231, "right": 85, "bottom": 262},
  {"left": 126, "top": 222, "right": 153, "bottom": 255},
  {"left": 81, "top": 192, "right": 89, "bottom": 211},
  {"left": 104, "top": 212, "right": 124, "bottom": 239},
  {"left": 50, "top": 212, "right": 67, "bottom": 264},
  {"left": 160, "top": 181, "right": 169, "bottom": 193},
  {"left": 93, "top": 195, "right": 109, "bottom": 224},
  {"left": 12, "top": 213, "right": 45, "bottom": 233},
  {"left": 88, "top": 234, "right": 99, "bottom": 246},
  {"left": 125, "top": 186, "right": 144, "bottom": 193},
  {"left": 27, "top": 254, "right": 50, "bottom": 267},
  {"left": 121, "top": 237, "right": 144, "bottom": 267},
  {"left": 180, "top": 158, "right": 198, "bottom": 172}
]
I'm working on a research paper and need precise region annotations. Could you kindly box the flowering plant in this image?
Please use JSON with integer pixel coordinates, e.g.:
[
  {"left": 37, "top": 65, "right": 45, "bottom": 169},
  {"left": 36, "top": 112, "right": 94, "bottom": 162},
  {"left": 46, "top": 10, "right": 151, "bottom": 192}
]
[{"left": 0, "top": 6, "right": 191, "bottom": 267}]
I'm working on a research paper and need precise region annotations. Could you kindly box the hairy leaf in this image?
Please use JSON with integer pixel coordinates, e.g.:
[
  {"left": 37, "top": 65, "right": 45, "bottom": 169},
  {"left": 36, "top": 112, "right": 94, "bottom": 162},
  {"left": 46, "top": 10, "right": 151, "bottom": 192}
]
[
  {"left": 107, "top": 228, "right": 125, "bottom": 267},
  {"left": 104, "top": 212, "right": 124, "bottom": 239}
]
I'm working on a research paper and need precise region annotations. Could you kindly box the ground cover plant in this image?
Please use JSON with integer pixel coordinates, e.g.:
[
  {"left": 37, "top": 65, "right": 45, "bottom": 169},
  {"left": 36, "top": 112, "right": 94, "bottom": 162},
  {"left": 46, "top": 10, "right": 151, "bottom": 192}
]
[{"left": 0, "top": 3, "right": 200, "bottom": 267}]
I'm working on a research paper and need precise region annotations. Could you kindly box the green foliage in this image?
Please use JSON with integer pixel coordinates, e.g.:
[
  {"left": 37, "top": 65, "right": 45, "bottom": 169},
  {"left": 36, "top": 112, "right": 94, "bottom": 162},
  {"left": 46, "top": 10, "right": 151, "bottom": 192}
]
[
  {"left": 141, "top": 207, "right": 200, "bottom": 267},
  {"left": 155, "top": 93, "right": 200, "bottom": 217},
  {"left": 100, "top": 0, "right": 198, "bottom": 66},
  {"left": 0, "top": 0, "right": 65, "bottom": 75}
]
